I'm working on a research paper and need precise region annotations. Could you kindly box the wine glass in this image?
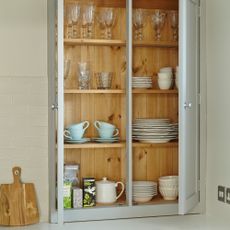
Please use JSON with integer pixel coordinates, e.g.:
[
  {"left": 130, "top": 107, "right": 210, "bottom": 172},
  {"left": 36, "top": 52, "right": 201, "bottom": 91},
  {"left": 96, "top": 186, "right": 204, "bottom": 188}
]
[
  {"left": 103, "top": 8, "right": 116, "bottom": 39},
  {"left": 151, "top": 10, "right": 167, "bottom": 41},
  {"left": 170, "top": 11, "right": 178, "bottom": 41},
  {"left": 96, "top": 9, "right": 107, "bottom": 39},
  {"left": 65, "top": 4, "right": 74, "bottom": 38},
  {"left": 71, "top": 2, "right": 81, "bottom": 39},
  {"left": 133, "top": 9, "right": 146, "bottom": 41},
  {"left": 81, "top": 3, "right": 95, "bottom": 38}
]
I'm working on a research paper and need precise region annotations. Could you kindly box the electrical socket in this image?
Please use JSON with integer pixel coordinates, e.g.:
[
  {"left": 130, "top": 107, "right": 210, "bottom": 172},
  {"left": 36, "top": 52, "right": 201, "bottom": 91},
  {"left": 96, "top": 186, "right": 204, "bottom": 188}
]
[
  {"left": 226, "top": 188, "right": 230, "bottom": 204},
  {"left": 218, "top": 185, "right": 225, "bottom": 202}
]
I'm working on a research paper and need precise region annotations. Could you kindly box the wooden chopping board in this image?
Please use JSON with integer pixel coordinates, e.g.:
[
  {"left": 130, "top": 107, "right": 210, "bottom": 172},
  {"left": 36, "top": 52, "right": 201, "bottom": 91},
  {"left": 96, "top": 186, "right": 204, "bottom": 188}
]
[{"left": 0, "top": 167, "right": 39, "bottom": 226}]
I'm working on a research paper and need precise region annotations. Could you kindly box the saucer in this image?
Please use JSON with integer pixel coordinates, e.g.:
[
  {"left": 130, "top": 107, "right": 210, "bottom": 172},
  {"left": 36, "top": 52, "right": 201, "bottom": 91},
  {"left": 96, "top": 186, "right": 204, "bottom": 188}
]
[
  {"left": 92, "top": 137, "right": 120, "bottom": 143},
  {"left": 64, "top": 138, "right": 91, "bottom": 144}
]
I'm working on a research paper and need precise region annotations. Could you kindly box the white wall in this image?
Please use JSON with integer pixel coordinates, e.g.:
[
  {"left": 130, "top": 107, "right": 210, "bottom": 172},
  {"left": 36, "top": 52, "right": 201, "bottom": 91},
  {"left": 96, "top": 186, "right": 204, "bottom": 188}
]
[
  {"left": 0, "top": 0, "right": 48, "bottom": 222},
  {"left": 206, "top": 0, "right": 230, "bottom": 217}
]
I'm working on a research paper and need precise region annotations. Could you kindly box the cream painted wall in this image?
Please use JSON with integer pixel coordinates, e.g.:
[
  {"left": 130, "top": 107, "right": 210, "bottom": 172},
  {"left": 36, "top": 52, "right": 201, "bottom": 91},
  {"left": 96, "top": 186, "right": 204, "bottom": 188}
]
[
  {"left": 206, "top": 0, "right": 230, "bottom": 217},
  {"left": 0, "top": 0, "right": 48, "bottom": 222}
]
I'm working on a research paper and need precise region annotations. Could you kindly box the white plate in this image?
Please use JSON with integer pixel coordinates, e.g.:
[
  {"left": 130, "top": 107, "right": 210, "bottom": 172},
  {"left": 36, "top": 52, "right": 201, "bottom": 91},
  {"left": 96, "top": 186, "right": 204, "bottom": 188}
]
[
  {"left": 133, "top": 181, "right": 157, "bottom": 186},
  {"left": 137, "top": 139, "right": 174, "bottom": 143}
]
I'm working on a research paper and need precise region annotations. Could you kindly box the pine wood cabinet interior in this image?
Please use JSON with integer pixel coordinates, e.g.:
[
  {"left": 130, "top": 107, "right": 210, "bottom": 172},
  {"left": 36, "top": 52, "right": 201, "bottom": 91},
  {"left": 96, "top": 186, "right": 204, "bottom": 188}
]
[{"left": 63, "top": 0, "right": 179, "bottom": 208}]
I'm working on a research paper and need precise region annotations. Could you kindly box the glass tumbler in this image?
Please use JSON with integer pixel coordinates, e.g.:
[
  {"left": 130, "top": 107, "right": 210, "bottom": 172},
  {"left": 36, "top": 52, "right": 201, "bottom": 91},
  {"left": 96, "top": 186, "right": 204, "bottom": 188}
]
[
  {"left": 78, "top": 62, "right": 90, "bottom": 89},
  {"left": 96, "top": 72, "right": 113, "bottom": 89}
]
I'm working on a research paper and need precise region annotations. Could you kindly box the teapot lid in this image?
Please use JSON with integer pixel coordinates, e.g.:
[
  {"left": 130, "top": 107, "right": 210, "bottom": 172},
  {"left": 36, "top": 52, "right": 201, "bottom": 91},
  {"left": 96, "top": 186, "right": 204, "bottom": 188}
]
[{"left": 96, "top": 177, "right": 114, "bottom": 185}]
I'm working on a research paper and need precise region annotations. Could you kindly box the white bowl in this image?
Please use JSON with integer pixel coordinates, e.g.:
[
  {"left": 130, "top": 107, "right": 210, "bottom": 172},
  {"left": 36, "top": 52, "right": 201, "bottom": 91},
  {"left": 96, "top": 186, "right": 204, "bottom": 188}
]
[
  {"left": 158, "top": 79, "right": 172, "bottom": 90},
  {"left": 158, "top": 72, "right": 172, "bottom": 80},
  {"left": 159, "top": 175, "right": 178, "bottom": 182},
  {"left": 133, "top": 196, "right": 153, "bottom": 203},
  {"left": 159, "top": 187, "right": 178, "bottom": 200}
]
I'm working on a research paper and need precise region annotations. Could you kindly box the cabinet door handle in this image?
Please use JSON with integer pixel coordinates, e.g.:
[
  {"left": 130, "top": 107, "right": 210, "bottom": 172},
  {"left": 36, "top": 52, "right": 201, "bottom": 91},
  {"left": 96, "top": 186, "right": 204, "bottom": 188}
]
[{"left": 184, "top": 102, "right": 192, "bottom": 110}]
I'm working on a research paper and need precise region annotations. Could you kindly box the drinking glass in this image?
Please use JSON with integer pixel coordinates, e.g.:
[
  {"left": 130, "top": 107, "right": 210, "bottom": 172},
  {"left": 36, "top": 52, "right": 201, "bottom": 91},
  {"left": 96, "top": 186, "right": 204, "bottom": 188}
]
[
  {"left": 170, "top": 11, "right": 178, "bottom": 41},
  {"left": 151, "top": 10, "right": 167, "bottom": 41},
  {"left": 64, "top": 59, "right": 71, "bottom": 80},
  {"left": 133, "top": 9, "right": 146, "bottom": 41},
  {"left": 71, "top": 2, "right": 81, "bottom": 38},
  {"left": 96, "top": 9, "right": 107, "bottom": 39},
  {"left": 78, "top": 62, "right": 90, "bottom": 89},
  {"left": 103, "top": 8, "right": 116, "bottom": 39},
  {"left": 81, "top": 3, "right": 95, "bottom": 38},
  {"left": 65, "top": 4, "right": 74, "bottom": 38}
]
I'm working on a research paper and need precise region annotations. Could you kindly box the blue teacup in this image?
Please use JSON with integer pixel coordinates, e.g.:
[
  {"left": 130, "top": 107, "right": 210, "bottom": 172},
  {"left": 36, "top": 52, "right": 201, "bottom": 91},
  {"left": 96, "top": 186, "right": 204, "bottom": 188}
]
[
  {"left": 64, "top": 121, "right": 89, "bottom": 140},
  {"left": 94, "top": 121, "right": 119, "bottom": 139}
]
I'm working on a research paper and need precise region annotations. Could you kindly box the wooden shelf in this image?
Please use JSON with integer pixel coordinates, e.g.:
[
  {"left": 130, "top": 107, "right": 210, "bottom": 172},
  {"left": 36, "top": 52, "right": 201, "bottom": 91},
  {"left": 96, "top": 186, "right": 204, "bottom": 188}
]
[
  {"left": 132, "top": 89, "right": 178, "bottom": 94},
  {"left": 64, "top": 39, "right": 178, "bottom": 48},
  {"left": 133, "top": 40, "right": 178, "bottom": 48},
  {"left": 132, "top": 141, "right": 178, "bottom": 148},
  {"left": 64, "top": 38, "right": 126, "bottom": 46},
  {"left": 64, "top": 89, "right": 125, "bottom": 94},
  {"left": 64, "top": 141, "right": 126, "bottom": 149}
]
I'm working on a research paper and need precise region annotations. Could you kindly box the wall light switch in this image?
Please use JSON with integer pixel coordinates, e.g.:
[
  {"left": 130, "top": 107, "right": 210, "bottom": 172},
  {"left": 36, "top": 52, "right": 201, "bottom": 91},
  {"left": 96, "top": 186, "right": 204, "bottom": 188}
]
[
  {"left": 218, "top": 185, "right": 225, "bottom": 202},
  {"left": 226, "top": 188, "right": 230, "bottom": 204}
]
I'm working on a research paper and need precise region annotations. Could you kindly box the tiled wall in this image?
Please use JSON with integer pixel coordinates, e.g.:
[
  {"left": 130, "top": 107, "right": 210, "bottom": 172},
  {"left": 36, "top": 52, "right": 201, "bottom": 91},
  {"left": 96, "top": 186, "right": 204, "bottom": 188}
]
[{"left": 0, "top": 0, "right": 48, "bottom": 222}]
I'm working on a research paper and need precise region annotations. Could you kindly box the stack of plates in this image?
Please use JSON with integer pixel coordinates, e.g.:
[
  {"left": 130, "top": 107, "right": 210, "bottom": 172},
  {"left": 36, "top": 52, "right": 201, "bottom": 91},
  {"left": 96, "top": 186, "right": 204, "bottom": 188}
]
[
  {"left": 132, "top": 118, "right": 178, "bottom": 143},
  {"left": 133, "top": 181, "right": 158, "bottom": 203},
  {"left": 132, "top": 76, "right": 152, "bottom": 89}
]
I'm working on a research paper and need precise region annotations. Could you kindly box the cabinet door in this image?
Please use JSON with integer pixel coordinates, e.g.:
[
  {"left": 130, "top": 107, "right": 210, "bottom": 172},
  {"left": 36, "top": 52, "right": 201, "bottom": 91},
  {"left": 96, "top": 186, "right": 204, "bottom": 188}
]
[{"left": 179, "top": 0, "right": 200, "bottom": 214}]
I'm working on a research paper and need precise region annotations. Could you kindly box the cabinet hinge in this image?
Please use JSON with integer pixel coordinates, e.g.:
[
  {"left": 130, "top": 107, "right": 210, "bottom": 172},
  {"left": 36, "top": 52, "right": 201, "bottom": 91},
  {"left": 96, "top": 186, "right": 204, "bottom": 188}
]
[{"left": 51, "top": 103, "right": 58, "bottom": 111}]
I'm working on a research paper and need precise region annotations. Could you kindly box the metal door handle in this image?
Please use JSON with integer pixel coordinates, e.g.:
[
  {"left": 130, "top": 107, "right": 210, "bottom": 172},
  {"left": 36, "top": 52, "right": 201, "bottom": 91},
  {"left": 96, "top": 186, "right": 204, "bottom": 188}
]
[{"left": 184, "top": 102, "right": 192, "bottom": 110}]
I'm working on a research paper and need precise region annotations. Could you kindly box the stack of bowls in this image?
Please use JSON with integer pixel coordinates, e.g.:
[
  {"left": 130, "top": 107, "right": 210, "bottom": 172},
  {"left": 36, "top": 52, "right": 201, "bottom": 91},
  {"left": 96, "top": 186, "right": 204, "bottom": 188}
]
[
  {"left": 175, "top": 66, "right": 179, "bottom": 89},
  {"left": 159, "top": 175, "right": 178, "bottom": 200},
  {"left": 158, "top": 67, "right": 173, "bottom": 90}
]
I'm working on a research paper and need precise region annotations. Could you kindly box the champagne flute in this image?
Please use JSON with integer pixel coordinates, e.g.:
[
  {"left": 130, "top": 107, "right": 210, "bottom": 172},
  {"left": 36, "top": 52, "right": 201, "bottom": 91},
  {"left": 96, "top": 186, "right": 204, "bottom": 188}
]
[
  {"left": 151, "top": 10, "right": 167, "bottom": 41},
  {"left": 170, "top": 11, "right": 178, "bottom": 41}
]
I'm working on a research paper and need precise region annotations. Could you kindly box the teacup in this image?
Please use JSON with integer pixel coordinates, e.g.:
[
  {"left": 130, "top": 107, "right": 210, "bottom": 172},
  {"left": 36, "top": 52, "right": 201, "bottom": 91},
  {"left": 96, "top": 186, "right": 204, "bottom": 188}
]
[
  {"left": 94, "top": 121, "right": 119, "bottom": 139},
  {"left": 64, "top": 121, "right": 89, "bottom": 140}
]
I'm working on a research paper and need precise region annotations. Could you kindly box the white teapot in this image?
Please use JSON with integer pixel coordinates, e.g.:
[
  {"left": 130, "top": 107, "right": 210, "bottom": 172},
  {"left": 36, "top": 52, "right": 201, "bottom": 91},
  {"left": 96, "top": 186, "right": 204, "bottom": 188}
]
[{"left": 96, "top": 177, "right": 125, "bottom": 204}]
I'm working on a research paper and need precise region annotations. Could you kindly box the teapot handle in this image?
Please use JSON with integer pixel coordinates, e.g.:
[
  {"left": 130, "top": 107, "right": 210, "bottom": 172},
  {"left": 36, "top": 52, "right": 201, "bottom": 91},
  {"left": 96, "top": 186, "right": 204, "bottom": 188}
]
[{"left": 116, "top": 182, "right": 125, "bottom": 200}]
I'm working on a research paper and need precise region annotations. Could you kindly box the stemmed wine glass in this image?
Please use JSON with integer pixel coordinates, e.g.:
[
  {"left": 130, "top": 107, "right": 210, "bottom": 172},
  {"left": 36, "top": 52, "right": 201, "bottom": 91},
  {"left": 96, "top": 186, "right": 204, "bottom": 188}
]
[
  {"left": 71, "top": 2, "right": 81, "bottom": 39},
  {"left": 103, "top": 8, "right": 116, "bottom": 39},
  {"left": 169, "top": 11, "right": 178, "bottom": 41},
  {"left": 133, "top": 9, "right": 146, "bottom": 41},
  {"left": 81, "top": 3, "right": 95, "bottom": 38},
  {"left": 151, "top": 10, "right": 167, "bottom": 41},
  {"left": 96, "top": 9, "right": 107, "bottom": 39},
  {"left": 65, "top": 4, "right": 74, "bottom": 38}
]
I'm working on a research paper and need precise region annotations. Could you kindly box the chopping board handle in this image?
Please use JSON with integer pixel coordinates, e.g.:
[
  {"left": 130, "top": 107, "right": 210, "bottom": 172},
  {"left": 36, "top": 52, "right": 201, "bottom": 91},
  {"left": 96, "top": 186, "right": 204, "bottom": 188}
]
[{"left": 12, "top": 167, "right": 21, "bottom": 185}]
